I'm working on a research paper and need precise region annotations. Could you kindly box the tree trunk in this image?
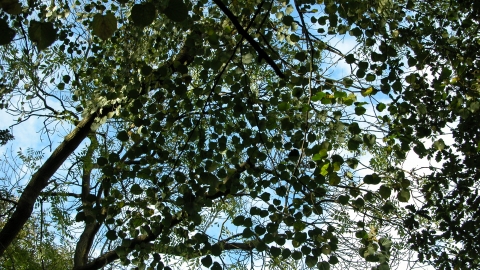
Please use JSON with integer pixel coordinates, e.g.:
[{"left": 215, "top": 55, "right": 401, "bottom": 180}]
[{"left": 0, "top": 111, "right": 102, "bottom": 256}]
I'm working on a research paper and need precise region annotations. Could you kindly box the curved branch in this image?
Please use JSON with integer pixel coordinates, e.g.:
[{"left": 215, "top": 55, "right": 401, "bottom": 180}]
[{"left": 0, "top": 110, "right": 103, "bottom": 256}]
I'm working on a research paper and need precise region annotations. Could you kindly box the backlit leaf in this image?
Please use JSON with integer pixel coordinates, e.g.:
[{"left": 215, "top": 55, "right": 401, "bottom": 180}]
[
  {"left": 91, "top": 13, "right": 117, "bottom": 40},
  {"left": 0, "top": 18, "right": 15, "bottom": 45},
  {"left": 131, "top": 3, "right": 156, "bottom": 27},
  {"left": 29, "top": 21, "right": 57, "bottom": 50},
  {"left": 163, "top": 0, "right": 188, "bottom": 22}
]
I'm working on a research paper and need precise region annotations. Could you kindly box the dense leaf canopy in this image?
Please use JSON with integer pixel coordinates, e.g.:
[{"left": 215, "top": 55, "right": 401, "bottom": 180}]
[{"left": 0, "top": 0, "right": 479, "bottom": 269}]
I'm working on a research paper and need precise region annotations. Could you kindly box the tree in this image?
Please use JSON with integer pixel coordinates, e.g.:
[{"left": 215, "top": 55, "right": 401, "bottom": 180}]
[
  {"left": 0, "top": 157, "right": 74, "bottom": 269},
  {"left": 374, "top": 1, "right": 480, "bottom": 268},
  {"left": 0, "top": 192, "right": 74, "bottom": 270},
  {"left": 0, "top": 0, "right": 478, "bottom": 269}
]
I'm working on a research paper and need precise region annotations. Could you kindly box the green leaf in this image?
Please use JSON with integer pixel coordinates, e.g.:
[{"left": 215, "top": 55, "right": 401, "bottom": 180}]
[
  {"left": 345, "top": 54, "right": 355, "bottom": 64},
  {"left": 278, "top": 102, "right": 290, "bottom": 111},
  {"left": 355, "top": 230, "right": 368, "bottom": 239},
  {"left": 242, "top": 227, "right": 254, "bottom": 238},
  {"left": 1, "top": 0, "right": 22, "bottom": 15},
  {"left": 378, "top": 185, "right": 391, "bottom": 199},
  {"left": 130, "top": 184, "right": 143, "bottom": 195},
  {"left": 254, "top": 225, "right": 266, "bottom": 235},
  {"left": 294, "top": 51, "right": 307, "bottom": 61},
  {"left": 433, "top": 139, "right": 445, "bottom": 151},
  {"left": 379, "top": 237, "right": 393, "bottom": 250},
  {"left": 356, "top": 69, "right": 366, "bottom": 78},
  {"left": 378, "top": 263, "right": 390, "bottom": 270},
  {"left": 282, "top": 248, "right": 292, "bottom": 258},
  {"left": 201, "top": 255, "right": 212, "bottom": 267},
  {"left": 328, "top": 173, "right": 340, "bottom": 186},
  {"left": 382, "top": 201, "right": 395, "bottom": 214},
  {"left": 346, "top": 158, "right": 358, "bottom": 169},
  {"left": 292, "top": 250, "right": 302, "bottom": 260},
  {"left": 329, "top": 255, "right": 339, "bottom": 264},
  {"left": 62, "top": 75, "right": 71, "bottom": 83},
  {"left": 365, "top": 74, "right": 376, "bottom": 81},
  {"left": 363, "top": 173, "right": 381, "bottom": 185},
  {"left": 349, "top": 27, "right": 362, "bottom": 37},
  {"left": 342, "top": 78, "right": 354, "bottom": 87},
  {"left": 0, "top": 18, "right": 15, "bottom": 45},
  {"left": 348, "top": 136, "right": 363, "bottom": 151},
  {"left": 260, "top": 192, "right": 270, "bottom": 201},
  {"left": 285, "top": 4, "right": 294, "bottom": 15},
  {"left": 321, "top": 244, "right": 332, "bottom": 255},
  {"left": 75, "top": 212, "right": 85, "bottom": 222},
  {"left": 232, "top": 216, "right": 245, "bottom": 226},
  {"left": 97, "top": 157, "right": 108, "bottom": 166},
  {"left": 361, "top": 87, "right": 374, "bottom": 96},
  {"left": 363, "top": 134, "right": 376, "bottom": 147},
  {"left": 282, "top": 15, "right": 294, "bottom": 26},
  {"left": 318, "top": 261, "right": 330, "bottom": 270},
  {"left": 407, "top": 57, "right": 417, "bottom": 67},
  {"left": 376, "top": 103, "right": 386, "bottom": 112},
  {"left": 337, "top": 195, "right": 350, "bottom": 205},
  {"left": 117, "top": 131, "right": 129, "bottom": 142},
  {"left": 163, "top": 0, "right": 188, "bottom": 22},
  {"left": 348, "top": 123, "right": 361, "bottom": 134},
  {"left": 312, "top": 92, "right": 326, "bottom": 101},
  {"left": 28, "top": 21, "right": 57, "bottom": 50},
  {"left": 331, "top": 154, "right": 344, "bottom": 168},
  {"left": 270, "top": 246, "right": 281, "bottom": 257},
  {"left": 405, "top": 74, "right": 416, "bottom": 84},
  {"left": 211, "top": 262, "right": 222, "bottom": 270},
  {"left": 290, "top": 34, "right": 300, "bottom": 43},
  {"left": 91, "top": 13, "right": 117, "bottom": 40},
  {"left": 106, "top": 230, "right": 118, "bottom": 240},
  {"left": 210, "top": 244, "right": 222, "bottom": 256},
  {"left": 397, "top": 189, "right": 410, "bottom": 202},
  {"left": 355, "top": 106, "right": 366, "bottom": 115},
  {"left": 131, "top": 3, "right": 156, "bottom": 27},
  {"left": 305, "top": 255, "right": 317, "bottom": 267},
  {"left": 353, "top": 198, "right": 365, "bottom": 208},
  {"left": 320, "top": 162, "right": 330, "bottom": 176}
]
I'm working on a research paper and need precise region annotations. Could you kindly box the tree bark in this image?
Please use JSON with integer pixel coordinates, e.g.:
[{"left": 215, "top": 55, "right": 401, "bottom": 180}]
[
  {"left": 74, "top": 135, "right": 104, "bottom": 268},
  {"left": 0, "top": 111, "right": 103, "bottom": 256}
]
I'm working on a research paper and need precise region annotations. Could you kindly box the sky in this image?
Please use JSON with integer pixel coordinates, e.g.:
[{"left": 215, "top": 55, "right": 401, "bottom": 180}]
[{"left": 0, "top": 1, "right": 459, "bottom": 269}]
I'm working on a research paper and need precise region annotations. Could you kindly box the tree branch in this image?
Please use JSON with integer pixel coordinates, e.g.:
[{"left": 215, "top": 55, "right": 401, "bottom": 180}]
[
  {"left": 76, "top": 159, "right": 254, "bottom": 269},
  {"left": 0, "top": 110, "right": 104, "bottom": 257},
  {"left": 74, "top": 215, "right": 182, "bottom": 270},
  {"left": 0, "top": 30, "right": 201, "bottom": 257},
  {"left": 212, "top": 0, "right": 285, "bottom": 78},
  {"left": 39, "top": 192, "right": 82, "bottom": 198}
]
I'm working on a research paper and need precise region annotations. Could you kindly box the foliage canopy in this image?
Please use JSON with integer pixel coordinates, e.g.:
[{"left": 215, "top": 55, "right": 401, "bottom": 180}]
[{"left": 0, "top": 0, "right": 479, "bottom": 269}]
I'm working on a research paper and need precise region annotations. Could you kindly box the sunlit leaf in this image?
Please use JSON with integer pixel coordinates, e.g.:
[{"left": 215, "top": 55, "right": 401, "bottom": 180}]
[{"left": 397, "top": 189, "right": 410, "bottom": 202}]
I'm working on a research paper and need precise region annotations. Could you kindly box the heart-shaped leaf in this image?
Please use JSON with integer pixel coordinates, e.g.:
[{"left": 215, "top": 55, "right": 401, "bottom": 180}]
[
  {"left": 29, "top": 21, "right": 57, "bottom": 50},
  {"left": 92, "top": 13, "right": 117, "bottom": 40}
]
